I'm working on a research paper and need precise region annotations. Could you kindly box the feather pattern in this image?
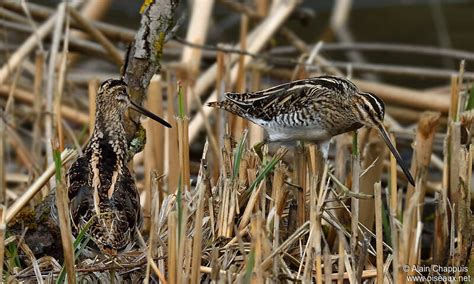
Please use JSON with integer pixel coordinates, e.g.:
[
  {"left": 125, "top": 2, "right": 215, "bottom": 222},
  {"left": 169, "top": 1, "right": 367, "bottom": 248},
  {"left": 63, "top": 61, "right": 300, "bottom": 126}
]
[
  {"left": 208, "top": 75, "right": 415, "bottom": 185},
  {"left": 65, "top": 79, "right": 143, "bottom": 255}
]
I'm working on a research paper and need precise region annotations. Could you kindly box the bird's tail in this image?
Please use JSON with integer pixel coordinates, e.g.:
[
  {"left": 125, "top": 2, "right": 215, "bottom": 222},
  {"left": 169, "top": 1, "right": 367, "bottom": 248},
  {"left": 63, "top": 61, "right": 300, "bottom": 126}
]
[
  {"left": 207, "top": 99, "right": 248, "bottom": 118},
  {"left": 206, "top": 101, "right": 223, "bottom": 108}
]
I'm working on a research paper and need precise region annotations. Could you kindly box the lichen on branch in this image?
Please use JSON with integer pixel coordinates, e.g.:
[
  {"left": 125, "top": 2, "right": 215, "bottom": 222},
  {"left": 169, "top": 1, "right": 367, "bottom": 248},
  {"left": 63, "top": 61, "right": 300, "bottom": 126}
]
[{"left": 123, "top": 0, "right": 180, "bottom": 152}]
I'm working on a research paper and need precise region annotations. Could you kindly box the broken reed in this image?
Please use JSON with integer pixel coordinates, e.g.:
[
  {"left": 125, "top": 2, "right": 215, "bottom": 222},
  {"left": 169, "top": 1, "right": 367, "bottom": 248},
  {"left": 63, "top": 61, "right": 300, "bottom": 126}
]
[{"left": 52, "top": 140, "right": 75, "bottom": 284}]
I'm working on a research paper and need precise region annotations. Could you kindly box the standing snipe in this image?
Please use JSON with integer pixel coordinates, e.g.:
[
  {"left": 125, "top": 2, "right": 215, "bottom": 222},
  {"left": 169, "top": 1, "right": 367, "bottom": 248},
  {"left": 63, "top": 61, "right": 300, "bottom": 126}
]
[
  {"left": 208, "top": 75, "right": 415, "bottom": 186},
  {"left": 66, "top": 79, "right": 171, "bottom": 255}
]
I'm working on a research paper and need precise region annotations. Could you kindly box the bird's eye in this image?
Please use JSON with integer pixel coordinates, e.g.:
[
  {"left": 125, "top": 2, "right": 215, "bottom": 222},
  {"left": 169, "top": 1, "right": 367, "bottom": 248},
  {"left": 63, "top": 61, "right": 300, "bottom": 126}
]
[
  {"left": 364, "top": 104, "right": 370, "bottom": 112},
  {"left": 117, "top": 92, "right": 128, "bottom": 102}
]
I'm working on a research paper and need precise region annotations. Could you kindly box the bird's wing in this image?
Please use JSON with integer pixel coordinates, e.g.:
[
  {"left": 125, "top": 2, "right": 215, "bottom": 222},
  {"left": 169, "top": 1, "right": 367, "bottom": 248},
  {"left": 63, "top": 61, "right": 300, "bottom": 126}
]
[
  {"left": 66, "top": 155, "right": 93, "bottom": 229},
  {"left": 66, "top": 156, "right": 90, "bottom": 199},
  {"left": 224, "top": 77, "right": 346, "bottom": 121}
]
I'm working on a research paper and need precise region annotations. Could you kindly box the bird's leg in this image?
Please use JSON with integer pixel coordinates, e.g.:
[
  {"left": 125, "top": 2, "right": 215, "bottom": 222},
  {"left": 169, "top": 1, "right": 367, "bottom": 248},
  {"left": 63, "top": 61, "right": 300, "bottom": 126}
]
[{"left": 319, "top": 140, "right": 331, "bottom": 161}]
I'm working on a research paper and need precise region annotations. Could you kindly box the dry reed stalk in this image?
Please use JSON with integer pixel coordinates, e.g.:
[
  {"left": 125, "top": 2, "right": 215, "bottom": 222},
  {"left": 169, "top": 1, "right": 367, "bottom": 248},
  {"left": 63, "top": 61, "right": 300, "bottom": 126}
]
[
  {"left": 212, "top": 51, "right": 226, "bottom": 181},
  {"left": 52, "top": 141, "right": 75, "bottom": 284},
  {"left": 350, "top": 132, "right": 360, "bottom": 270},
  {"left": 143, "top": 79, "right": 165, "bottom": 231},
  {"left": 248, "top": 67, "right": 264, "bottom": 145},
  {"left": 387, "top": 105, "right": 447, "bottom": 126},
  {"left": 0, "top": 112, "right": 5, "bottom": 205},
  {"left": 359, "top": 130, "right": 386, "bottom": 229},
  {"left": 323, "top": 245, "right": 332, "bottom": 283},
  {"left": 343, "top": 251, "right": 356, "bottom": 283},
  {"left": 64, "top": 0, "right": 112, "bottom": 64},
  {"left": 189, "top": 87, "right": 221, "bottom": 174},
  {"left": 0, "top": 85, "right": 89, "bottom": 124},
  {"left": 0, "top": 206, "right": 5, "bottom": 279},
  {"left": 388, "top": 131, "right": 400, "bottom": 281},
  {"left": 54, "top": 12, "right": 71, "bottom": 151},
  {"left": 450, "top": 122, "right": 461, "bottom": 209},
  {"left": 190, "top": 146, "right": 209, "bottom": 284},
  {"left": 226, "top": 184, "right": 238, "bottom": 237},
  {"left": 4, "top": 65, "right": 22, "bottom": 119},
  {"left": 256, "top": 0, "right": 269, "bottom": 16},
  {"left": 3, "top": 1, "right": 135, "bottom": 43},
  {"left": 316, "top": 164, "right": 329, "bottom": 283},
  {"left": 239, "top": 182, "right": 263, "bottom": 232},
  {"left": 374, "top": 182, "right": 383, "bottom": 283},
  {"left": 294, "top": 143, "right": 307, "bottom": 228},
  {"left": 433, "top": 123, "right": 450, "bottom": 264},
  {"left": 217, "top": 180, "right": 229, "bottom": 237},
  {"left": 188, "top": 0, "right": 299, "bottom": 143},
  {"left": 449, "top": 121, "right": 470, "bottom": 269},
  {"left": 166, "top": 72, "right": 179, "bottom": 192},
  {"left": 88, "top": 79, "right": 98, "bottom": 136},
  {"left": 250, "top": 214, "right": 264, "bottom": 282},
  {"left": 353, "top": 79, "right": 449, "bottom": 113},
  {"left": 181, "top": 0, "right": 214, "bottom": 107},
  {"left": 405, "top": 112, "right": 441, "bottom": 263},
  {"left": 32, "top": 52, "right": 45, "bottom": 164},
  {"left": 67, "top": 7, "right": 121, "bottom": 66},
  {"left": 270, "top": 163, "right": 286, "bottom": 276},
  {"left": 337, "top": 231, "right": 345, "bottom": 284},
  {"left": 231, "top": 14, "right": 249, "bottom": 141},
  {"left": 449, "top": 75, "right": 460, "bottom": 121},
  {"left": 304, "top": 173, "right": 324, "bottom": 283},
  {"left": 6, "top": 148, "right": 76, "bottom": 222},
  {"left": 45, "top": 3, "right": 67, "bottom": 190},
  {"left": 0, "top": 7, "right": 57, "bottom": 84},
  {"left": 14, "top": 236, "right": 45, "bottom": 283},
  {"left": 454, "top": 144, "right": 469, "bottom": 277},
  {"left": 145, "top": 172, "right": 158, "bottom": 283},
  {"left": 182, "top": 238, "right": 192, "bottom": 282},
  {"left": 261, "top": 221, "right": 310, "bottom": 270},
  {"left": 167, "top": 211, "right": 177, "bottom": 283},
  {"left": 0, "top": 116, "right": 4, "bottom": 279},
  {"left": 5, "top": 126, "right": 36, "bottom": 171},
  {"left": 398, "top": 180, "right": 422, "bottom": 284},
  {"left": 177, "top": 206, "right": 189, "bottom": 284}
]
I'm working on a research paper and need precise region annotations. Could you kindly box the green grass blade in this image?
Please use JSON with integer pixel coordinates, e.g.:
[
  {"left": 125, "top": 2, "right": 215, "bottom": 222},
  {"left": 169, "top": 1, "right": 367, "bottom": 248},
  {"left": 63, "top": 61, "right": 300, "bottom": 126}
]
[
  {"left": 243, "top": 249, "right": 255, "bottom": 284},
  {"left": 246, "top": 148, "right": 287, "bottom": 194},
  {"left": 56, "top": 215, "right": 98, "bottom": 284},
  {"left": 381, "top": 198, "right": 392, "bottom": 247},
  {"left": 233, "top": 129, "right": 248, "bottom": 179},
  {"left": 352, "top": 130, "right": 358, "bottom": 156},
  {"left": 52, "top": 147, "right": 62, "bottom": 183},
  {"left": 466, "top": 85, "right": 474, "bottom": 110}
]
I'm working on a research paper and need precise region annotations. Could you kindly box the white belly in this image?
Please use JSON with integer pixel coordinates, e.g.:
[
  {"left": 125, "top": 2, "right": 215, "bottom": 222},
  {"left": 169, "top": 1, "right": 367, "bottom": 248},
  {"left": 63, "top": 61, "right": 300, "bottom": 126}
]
[{"left": 266, "top": 126, "right": 331, "bottom": 142}]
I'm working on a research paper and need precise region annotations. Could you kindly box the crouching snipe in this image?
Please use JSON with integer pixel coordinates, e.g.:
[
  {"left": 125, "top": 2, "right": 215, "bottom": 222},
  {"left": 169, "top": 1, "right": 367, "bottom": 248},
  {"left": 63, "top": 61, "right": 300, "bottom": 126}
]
[
  {"left": 66, "top": 79, "right": 171, "bottom": 255},
  {"left": 208, "top": 75, "right": 414, "bottom": 186}
]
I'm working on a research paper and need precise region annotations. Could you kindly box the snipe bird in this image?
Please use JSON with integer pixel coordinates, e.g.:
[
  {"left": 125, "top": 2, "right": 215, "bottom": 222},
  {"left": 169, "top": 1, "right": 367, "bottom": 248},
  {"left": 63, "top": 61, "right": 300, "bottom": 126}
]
[
  {"left": 66, "top": 79, "right": 171, "bottom": 255},
  {"left": 208, "top": 75, "right": 415, "bottom": 186}
]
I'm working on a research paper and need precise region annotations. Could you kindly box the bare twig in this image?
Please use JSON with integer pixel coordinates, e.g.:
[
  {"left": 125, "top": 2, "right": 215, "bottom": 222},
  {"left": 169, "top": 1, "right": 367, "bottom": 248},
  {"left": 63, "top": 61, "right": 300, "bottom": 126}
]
[{"left": 68, "top": 6, "right": 123, "bottom": 66}]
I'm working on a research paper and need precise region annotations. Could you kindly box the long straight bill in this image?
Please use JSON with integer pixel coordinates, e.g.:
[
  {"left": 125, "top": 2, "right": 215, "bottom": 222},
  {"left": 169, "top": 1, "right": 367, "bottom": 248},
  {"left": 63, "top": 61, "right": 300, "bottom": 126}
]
[
  {"left": 377, "top": 125, "right": 415, "bottom": 186},
  {"left": 129, "top": 100, "right": 172, "bottom": 128}
]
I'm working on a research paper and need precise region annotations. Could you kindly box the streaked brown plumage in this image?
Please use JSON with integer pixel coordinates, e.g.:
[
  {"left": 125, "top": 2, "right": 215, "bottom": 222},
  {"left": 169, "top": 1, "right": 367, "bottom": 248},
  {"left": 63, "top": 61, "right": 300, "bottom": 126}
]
[
  {"left": 66, "top": 79, "right": 171, "bottom": 255},
  {"left": 208, "top": 75, "right": 415, "bottom": 186}
]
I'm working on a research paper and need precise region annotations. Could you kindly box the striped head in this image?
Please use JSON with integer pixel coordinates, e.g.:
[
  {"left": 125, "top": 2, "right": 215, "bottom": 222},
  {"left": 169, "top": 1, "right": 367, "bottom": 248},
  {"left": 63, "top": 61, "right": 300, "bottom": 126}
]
[
  {"left": 96, "top": 79, "right": 131, "bottom": 122},
  {"left": 355, "top": 91, "right": 415, "bottom": 186},
  {"left": 354, "top": 92, "right": 386, "bottom": 128},
  {"left": 96, "top": 79, "right": 171, "bottom": 128}
]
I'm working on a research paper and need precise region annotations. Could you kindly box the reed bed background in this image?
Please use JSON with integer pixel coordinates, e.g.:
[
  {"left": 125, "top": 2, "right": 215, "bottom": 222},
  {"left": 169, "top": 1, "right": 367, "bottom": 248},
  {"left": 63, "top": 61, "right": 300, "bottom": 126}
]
[{"left": 0, "top": 0, "right": 473, "bottom": 283}]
